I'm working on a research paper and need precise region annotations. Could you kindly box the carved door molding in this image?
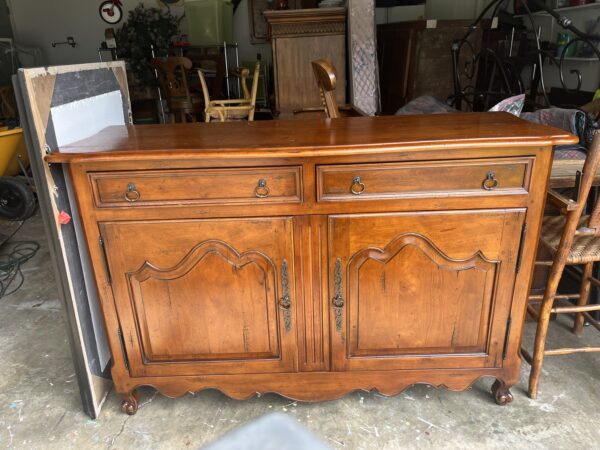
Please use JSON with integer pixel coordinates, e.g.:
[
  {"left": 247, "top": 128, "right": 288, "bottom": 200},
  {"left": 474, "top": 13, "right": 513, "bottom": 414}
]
[
  {"left": 127, "top": 240, "right": 280, "bottom": 363},
  {"left": 100, "top": 217, "right": 297, "bottom": 377},
  {"left": 328, "top": 210, "right": 525, "bottom": 371}
]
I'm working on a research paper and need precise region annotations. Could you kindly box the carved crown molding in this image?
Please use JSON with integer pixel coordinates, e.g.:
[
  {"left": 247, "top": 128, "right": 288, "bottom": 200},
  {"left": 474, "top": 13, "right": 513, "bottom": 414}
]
[
  {"left": 264, "top": 7, "right": 346, "bottom": 38},
  {"left": 269, "top": 21, "right": 345, "bottom": 37}
]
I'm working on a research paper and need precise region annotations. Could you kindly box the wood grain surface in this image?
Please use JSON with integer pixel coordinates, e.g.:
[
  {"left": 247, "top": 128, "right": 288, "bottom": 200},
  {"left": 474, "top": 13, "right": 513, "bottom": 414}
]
[
  {"left": 54, "top": 112, "right": 574, "bottom": 413},
  {"left": 46, "top": 113, "right": 577, "bottom": 162}
]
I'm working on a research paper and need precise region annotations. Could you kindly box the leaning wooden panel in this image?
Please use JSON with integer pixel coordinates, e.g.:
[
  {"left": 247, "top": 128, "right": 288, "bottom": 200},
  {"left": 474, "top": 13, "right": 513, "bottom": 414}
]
[
  {"left": 48, "top": 113, "right": 577, "bottom": 414},
  {"left": 15, "top": 62, "right": 131, "bottom": 418}
]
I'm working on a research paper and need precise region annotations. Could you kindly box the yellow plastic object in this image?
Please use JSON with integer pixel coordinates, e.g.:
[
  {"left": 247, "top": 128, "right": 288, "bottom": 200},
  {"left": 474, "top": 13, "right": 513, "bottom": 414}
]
[
  {"left": 184, "top": 0, "right": 233, "bottom": 45},
  {"left": 0, "top": 127, "right": 30, "bottom": 177}
]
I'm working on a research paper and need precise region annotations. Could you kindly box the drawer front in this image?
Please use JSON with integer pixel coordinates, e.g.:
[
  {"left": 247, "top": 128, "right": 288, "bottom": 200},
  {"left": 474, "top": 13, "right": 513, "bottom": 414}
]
[
  {"left": 90, "top": 166, "right": 303, "bottom": 207},
  {"left": 317, "top": 158, "right": 532, "bottom": 202}
]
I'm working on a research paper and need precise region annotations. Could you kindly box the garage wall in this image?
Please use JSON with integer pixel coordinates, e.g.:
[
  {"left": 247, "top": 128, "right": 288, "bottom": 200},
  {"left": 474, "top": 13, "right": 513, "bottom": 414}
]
[
  {"left": 7, "top": 0, "right": 269, "bottom": 67},
  {"left": 425, "top": 0, "right": 490, "bottom": 20},
  {"left": 7, "top": 0, "right": 495, "bottom": 68},
  {"left": 7, "top": 0, "right": 186, "bottom": 66},
  {"left": 232, "top": 0, "right": 272, "bottom": 64}
]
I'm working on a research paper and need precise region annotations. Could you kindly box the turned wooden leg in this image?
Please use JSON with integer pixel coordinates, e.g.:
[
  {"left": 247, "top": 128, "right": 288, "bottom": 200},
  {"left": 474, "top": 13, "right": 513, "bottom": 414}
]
[
  {"left": 491, "top": 379, "right": 513, "bottom": 405},
  {"left": 120, "top": 390, "right": 140, "bottom": 415},
  {"left": 529, "top": 291, "right": 555, "bottom": 399},
  {"left": 529, "top": 255, "right": 568, "bottom": 400},
  {"left": 573, "top": 263, "right": 593, "bottom": 335}
]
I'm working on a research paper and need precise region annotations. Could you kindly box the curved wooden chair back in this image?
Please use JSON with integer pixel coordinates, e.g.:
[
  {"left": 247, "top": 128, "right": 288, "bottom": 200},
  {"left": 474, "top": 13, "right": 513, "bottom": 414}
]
[
  {"left": 250, "top": 62, "right": 261, "bottom": 101},
  {"left": 311, "top": 59, "right": 340, "bottom": 119},
  {"left": 247, "top": 62, "right": 261, "bottom": 121},
  {"left": 151, "top": 57, "right": 193, "bottom": 104},
  {"left": 197, "top": 68, "right": 212, "bottom": 107}
]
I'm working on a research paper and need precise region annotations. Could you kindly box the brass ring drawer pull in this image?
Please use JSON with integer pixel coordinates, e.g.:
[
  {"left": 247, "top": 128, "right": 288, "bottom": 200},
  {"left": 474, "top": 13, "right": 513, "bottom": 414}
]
[
  {"left": 124, "top": 183, "right": 140, "bottom": 202},
  {"left": 255, "top": 179, "right": 270, "bottom": 198},
  {"left": 482, "top": 171, "right": 498, "bottom": 190},
  {"left": 350, "top": 176, "right": 366, "bottom": 195}
]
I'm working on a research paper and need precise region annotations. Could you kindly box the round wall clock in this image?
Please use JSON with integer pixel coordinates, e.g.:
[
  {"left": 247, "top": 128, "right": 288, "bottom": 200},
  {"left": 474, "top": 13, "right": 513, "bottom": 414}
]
[{"left": 99, "top": 0, "right": 123, "bottom": 24}]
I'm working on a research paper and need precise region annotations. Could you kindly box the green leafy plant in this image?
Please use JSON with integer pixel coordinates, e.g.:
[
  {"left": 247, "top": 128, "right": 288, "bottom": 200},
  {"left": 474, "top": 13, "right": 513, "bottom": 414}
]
[{"left": 116, "top": 4, "right": 180, "bottom": 87}]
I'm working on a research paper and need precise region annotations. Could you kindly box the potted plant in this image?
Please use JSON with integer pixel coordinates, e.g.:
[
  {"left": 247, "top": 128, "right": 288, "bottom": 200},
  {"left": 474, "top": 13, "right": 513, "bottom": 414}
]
[{"left": 116, "top": 3, "right": 181, "bottom": 98}]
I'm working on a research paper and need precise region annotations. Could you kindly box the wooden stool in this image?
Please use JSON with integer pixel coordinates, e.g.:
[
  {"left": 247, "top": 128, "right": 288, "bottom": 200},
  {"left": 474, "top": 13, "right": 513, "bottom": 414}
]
[{"left": 523, "top": 131, "right": 600, "bottom": 399}]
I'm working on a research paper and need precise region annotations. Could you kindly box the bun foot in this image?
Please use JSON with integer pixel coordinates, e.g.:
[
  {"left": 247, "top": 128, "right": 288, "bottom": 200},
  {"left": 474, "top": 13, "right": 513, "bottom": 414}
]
[
  {"left": 491, "top": 380, "right": 513, "bottom": 405},
  {"left": 120, "top": 390, "right": 140, "bottom": 415}
]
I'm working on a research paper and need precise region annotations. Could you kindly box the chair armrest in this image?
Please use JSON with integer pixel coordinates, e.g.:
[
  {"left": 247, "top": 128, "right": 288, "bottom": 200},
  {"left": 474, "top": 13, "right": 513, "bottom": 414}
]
[{"left": 547, "top": 189, "right": 578, "bottom": 213}]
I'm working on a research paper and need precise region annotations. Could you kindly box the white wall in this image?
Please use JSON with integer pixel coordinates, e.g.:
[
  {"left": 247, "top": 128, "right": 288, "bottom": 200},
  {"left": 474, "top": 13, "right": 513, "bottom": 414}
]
[
  {"left": 232, "top": 0, "right": 272, "bottom": 64},
  {"left": 519, "top": 5, "right": 600, "bottom": 92},
  {"left": 375, "top": 0, "right": 493, "bottom": 26},
  {"left": 7, "top": 0, "right": 269, "bottom": 67},
  {"left": 7, "top": 0, "right": 186, "bottom": 66},
  {"left": 375, "top": 4, "right": 425, "bottom": 25},
  {"left": 425, "top": 0, "right": 489, "bottom": 20}
]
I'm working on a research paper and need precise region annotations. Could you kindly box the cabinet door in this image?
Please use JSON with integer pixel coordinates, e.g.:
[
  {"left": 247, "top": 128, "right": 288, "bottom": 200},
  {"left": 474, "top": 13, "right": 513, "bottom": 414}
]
[
  {"left": 329, "top": 210, "right": 525, "bottom": 371},
  {"left": 100, "top": 217, "right": 296, "bottom": 377}
]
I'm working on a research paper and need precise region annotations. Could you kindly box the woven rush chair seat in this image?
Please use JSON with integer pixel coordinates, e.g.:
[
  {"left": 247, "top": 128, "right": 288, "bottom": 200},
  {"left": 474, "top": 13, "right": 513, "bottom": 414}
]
[
  {"left": 205, "top": 108, "right": 250, "bottom": 121},
  {"left": 540, "top": 215, "right": 600, "bottom": 264}
]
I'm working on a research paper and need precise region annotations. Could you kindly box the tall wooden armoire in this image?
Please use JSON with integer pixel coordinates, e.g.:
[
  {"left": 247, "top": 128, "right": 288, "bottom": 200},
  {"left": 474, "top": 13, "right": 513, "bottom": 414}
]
[{"left": 264, "top": 7, "right": 346, "bottom": 117}]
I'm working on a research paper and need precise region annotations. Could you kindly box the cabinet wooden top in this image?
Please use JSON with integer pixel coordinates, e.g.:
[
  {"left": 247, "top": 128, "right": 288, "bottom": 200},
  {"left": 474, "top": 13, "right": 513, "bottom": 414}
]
[{"left": 46, "top": 113, "right": 577, "bottom": 164}]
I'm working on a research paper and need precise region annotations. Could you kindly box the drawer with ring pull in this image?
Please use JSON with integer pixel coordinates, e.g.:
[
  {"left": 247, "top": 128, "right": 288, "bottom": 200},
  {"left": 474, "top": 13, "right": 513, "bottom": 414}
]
[
  {"left": 316, "top": 157, "right": 532, "bottom": 202},
  {"left": 89, "top": 166, "right": 303, "bottom": 208}
]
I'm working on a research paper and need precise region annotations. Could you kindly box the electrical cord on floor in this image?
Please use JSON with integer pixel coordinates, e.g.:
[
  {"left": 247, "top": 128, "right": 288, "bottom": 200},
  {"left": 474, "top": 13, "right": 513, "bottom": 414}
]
[
  {"left": 0, "top": 240, "right": 40, "bottom": 299},
  {"left": 0, "top": 219, "right": 24, "bottom": 245}
]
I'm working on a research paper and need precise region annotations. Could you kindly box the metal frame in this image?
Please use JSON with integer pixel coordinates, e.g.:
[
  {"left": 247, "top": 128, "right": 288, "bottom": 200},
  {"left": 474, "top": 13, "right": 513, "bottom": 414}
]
[{"left": 451, "top": 0, "right": 600, "bottom": 111}]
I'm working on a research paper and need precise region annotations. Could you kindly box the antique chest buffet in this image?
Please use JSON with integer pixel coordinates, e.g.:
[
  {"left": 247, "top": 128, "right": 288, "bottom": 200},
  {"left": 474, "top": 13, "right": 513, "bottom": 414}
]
[{"left": 46, "top": 113, "right": 577, "bottom": 414}]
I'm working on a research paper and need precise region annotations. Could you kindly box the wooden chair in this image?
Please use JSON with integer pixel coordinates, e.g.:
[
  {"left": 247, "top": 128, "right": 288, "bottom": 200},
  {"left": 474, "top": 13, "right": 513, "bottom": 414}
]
[
  {"left": 523, "top": 131, "right": 600, "bottom": 399},
  {"left": 151, "top": 57, "right": 203, "bottom": 123},
  {"left": 311, "top": 59, "right": 341, "bottom": 119},
  {"left": 309, "top": 59, "right": 367, "bottom": 118},
  {"left": 197, "top": 62, "right": 260, "bottom": 122}
]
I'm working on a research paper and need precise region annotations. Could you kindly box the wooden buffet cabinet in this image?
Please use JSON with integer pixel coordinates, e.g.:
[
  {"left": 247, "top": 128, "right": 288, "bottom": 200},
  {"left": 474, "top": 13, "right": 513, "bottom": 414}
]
[{"left": 46, "top": 113, "right": 576, "bottom": 414}]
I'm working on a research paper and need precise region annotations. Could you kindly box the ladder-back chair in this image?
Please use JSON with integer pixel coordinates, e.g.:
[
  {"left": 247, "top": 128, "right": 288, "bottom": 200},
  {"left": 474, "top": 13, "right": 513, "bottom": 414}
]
[
  {"left": 309, "top": 59, "right": 367, "bottom": 118},
  {"left": 197, "top": 62, "right": 260, "bottom": 122},
  {"left": 523, "top": 131, "right": 600, "bottom": 399},
  {"left": 311, "top": 59, "right": 341, "bottom": 119}
]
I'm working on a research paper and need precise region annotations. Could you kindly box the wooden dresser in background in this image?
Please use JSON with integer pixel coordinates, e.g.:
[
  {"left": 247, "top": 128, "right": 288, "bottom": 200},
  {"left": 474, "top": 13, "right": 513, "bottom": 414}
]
[
  {"left": 46, "top": 113, "right": 577, "bottom": 414},
  {"left": 264, "top": 7, "right": 346, "bottom": 116},
  {"left": 377, "top": 20, "right": 489, "bottom": 115}
]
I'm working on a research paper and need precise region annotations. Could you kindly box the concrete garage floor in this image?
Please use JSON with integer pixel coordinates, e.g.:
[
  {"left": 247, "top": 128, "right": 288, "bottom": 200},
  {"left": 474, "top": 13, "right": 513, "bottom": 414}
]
[{"left": 1, "top": 212, "right": 600, "bottom": 450}]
